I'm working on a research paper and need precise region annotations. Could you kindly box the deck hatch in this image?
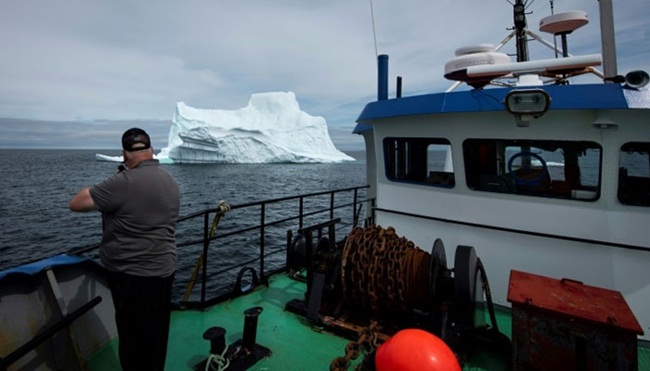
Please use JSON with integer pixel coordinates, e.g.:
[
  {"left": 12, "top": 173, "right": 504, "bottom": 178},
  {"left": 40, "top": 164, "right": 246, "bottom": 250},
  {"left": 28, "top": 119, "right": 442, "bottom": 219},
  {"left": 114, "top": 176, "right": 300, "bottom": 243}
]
[{"left": 508, "top": 270, "right": 643, "bottom": 370}]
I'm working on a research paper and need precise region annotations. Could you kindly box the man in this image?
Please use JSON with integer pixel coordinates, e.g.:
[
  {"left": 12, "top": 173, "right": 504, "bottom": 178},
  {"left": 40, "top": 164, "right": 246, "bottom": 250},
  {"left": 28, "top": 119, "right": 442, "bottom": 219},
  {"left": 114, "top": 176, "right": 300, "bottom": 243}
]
[{"left": 69, "top": 128, "right": 180, "bottom": 371}]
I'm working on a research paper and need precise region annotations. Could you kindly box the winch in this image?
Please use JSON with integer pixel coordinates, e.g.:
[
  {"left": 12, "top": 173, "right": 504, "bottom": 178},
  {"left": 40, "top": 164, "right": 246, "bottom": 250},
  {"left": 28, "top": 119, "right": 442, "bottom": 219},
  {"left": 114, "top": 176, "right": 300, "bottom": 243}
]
[{"left": 285, "top": 222, "right": 510, "bottom": 362}]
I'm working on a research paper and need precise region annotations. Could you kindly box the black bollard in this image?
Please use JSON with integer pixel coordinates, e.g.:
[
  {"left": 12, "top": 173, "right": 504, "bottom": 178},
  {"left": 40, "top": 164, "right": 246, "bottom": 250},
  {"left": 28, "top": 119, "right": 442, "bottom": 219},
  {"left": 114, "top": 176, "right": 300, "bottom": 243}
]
[
  {"left": 203, "top": 326, "right": 227, "bottom": 355},
  {"left": 242, "top": 306, "right": 263, "bottom": 352}
]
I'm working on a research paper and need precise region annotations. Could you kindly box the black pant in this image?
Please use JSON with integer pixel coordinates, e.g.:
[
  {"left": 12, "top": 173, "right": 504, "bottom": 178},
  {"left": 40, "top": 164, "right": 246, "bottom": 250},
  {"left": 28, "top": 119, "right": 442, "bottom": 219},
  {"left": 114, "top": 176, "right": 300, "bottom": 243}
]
[{"left": 106, "top": 271, "right": 174, "bottom": 371}]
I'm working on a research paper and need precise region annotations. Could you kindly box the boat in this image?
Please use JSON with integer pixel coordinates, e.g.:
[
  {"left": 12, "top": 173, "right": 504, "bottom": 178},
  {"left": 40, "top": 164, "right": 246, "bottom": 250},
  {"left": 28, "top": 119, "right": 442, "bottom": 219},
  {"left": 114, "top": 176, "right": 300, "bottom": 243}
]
[{"left": 2, "top": 0, "right": 649, "bottom": 370}]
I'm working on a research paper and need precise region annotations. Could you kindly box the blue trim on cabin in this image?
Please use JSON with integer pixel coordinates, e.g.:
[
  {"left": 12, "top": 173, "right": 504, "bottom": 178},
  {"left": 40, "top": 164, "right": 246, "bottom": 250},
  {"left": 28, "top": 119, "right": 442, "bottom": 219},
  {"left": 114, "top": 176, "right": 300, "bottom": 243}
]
[
  {"left": 0, "top": 254, "right": 97, "bottom": 282},
  {"left": 354, "top": 83, "right": 638, "bottom": 133}
]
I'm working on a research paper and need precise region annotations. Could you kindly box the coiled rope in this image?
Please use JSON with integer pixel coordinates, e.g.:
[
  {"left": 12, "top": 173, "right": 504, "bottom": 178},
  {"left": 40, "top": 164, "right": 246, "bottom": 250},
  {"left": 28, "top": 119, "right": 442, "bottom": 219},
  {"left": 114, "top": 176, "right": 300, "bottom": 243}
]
[{"left": 204, "top": 345, "right": 230, "bottom": 371}]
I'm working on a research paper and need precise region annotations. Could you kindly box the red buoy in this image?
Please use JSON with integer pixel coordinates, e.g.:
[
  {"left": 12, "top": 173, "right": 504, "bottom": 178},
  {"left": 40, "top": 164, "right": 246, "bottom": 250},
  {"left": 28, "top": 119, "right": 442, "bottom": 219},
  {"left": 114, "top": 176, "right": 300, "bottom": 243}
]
[{"left": 375, "top": 329, "right": 461, "bottom": 371}]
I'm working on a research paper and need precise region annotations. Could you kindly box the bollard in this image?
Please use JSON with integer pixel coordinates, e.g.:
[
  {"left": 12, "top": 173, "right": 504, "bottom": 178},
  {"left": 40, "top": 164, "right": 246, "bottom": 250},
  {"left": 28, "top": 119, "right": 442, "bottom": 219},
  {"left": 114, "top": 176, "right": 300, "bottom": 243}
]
[
  {"left": 203, "top": 326, "right": 227, "bottom": 355},
  {"left": 242, "top": 306, "right": 264, "bottom": 352}
]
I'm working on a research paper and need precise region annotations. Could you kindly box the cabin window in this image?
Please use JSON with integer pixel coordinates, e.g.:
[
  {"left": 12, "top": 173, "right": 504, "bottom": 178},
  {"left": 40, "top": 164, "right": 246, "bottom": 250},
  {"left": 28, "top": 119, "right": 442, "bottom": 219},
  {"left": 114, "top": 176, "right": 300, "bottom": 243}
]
[
  {"left": 463, "top": 139, "right": 601, "bottom": 200},
  {"left": 618, "top": 142, "right": 650, "bottom": 207},
  {"left": 384, "top": 137, "right": 454, "bottom": 187}
]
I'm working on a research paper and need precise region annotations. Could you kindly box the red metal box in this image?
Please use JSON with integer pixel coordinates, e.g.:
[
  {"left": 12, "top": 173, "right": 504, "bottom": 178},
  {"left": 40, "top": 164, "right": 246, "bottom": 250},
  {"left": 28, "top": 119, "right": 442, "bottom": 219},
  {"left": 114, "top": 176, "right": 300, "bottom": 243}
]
[{"left": 507, "top": 270, "right": 643, "bottom": 371}]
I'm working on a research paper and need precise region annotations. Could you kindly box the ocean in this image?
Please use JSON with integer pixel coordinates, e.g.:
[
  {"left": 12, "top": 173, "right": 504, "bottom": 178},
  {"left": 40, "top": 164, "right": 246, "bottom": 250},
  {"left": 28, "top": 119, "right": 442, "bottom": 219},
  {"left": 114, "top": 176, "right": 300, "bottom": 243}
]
[{"left": 0, "top": 149, "right": 367, "bottom": 274}]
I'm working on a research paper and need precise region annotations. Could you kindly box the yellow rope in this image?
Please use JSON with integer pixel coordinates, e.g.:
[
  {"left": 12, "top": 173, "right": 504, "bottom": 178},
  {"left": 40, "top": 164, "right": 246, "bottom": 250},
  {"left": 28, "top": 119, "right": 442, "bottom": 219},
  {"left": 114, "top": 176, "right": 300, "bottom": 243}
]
[{"left": 182, "top": 200, "right": 230, "bottom": 302}]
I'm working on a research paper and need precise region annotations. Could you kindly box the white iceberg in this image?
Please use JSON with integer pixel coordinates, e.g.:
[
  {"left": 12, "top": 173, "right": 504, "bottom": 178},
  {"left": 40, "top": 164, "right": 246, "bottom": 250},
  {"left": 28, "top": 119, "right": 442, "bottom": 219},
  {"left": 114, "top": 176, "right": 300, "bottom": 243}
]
[
  {"left": 95, "top": 153, "right": 120, "bottom": 162},
  {"left": 159, "top": 91, "right": 354, "bottom": 164},
  {"left": 95, "top": 91, "right": 353, "bottom": 164},
  {"left": 94, "top": 153, "right": 173, "bottom": 164}
]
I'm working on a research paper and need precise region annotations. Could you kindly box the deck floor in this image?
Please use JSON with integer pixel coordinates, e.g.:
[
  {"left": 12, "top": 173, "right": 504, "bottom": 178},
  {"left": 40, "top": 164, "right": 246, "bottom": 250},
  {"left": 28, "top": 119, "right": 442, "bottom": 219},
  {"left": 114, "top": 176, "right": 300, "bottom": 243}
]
[
  {"left": 88, "top": 273, "right": 650, "bottom": 370},
  {"left": 89, "top": 274, "right": 353, "bottom": 370}
]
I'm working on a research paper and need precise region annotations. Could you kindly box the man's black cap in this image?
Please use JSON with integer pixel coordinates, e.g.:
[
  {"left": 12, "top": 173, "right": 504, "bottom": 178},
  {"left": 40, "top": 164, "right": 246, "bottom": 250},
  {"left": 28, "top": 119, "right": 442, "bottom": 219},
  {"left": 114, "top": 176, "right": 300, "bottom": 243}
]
[{"left": 122, "top": 128, "right": 151, "bottom": 151}]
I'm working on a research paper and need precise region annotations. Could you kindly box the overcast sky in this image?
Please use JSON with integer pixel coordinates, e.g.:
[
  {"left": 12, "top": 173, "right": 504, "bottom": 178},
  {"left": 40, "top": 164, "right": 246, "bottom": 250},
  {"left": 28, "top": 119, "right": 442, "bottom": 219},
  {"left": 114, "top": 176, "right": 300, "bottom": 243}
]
[{"left": 1, "top": 0, "right": 649, "bottom": 150}]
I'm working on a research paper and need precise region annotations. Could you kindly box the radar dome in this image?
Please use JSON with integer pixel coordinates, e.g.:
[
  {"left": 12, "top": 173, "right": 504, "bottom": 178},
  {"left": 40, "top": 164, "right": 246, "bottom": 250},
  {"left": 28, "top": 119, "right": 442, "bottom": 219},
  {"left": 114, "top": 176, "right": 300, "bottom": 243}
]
[{"left": 444, "top": 44, "right": 511, "bottom": 89}]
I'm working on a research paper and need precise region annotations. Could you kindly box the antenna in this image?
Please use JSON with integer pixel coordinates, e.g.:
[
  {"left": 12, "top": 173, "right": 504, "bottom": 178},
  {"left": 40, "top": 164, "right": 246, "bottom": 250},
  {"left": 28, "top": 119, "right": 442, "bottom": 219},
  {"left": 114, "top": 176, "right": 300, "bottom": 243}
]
[
  {"left": 549, "top": 0, "right": 558, "bottom": 58},
  {"left": 446, "top": 1, "right": 605, "bottom": 90},
  {"left": 513, "top": 0, "right": 530, "bottom": 62},
  {"left": 369, "top": 0, "right": 379, "bottom": 58},
  {"left": 539, "top": 11, "right": 588, "bottom": 58}
]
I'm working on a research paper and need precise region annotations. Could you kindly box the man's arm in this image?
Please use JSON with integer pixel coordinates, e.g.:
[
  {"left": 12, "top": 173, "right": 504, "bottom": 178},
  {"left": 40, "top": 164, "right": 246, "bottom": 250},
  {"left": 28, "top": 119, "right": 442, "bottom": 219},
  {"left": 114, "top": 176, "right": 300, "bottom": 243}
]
[{"left": 69, "top": 187, "right": 97, "bottom": 212}]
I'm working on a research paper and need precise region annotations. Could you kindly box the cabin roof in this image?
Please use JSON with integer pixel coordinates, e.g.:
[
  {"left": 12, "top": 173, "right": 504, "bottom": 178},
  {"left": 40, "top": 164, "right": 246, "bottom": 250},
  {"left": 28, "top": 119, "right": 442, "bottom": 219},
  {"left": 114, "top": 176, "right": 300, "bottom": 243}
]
[{"left": 354, "top": 83, "right": 650, "bottom": 133}]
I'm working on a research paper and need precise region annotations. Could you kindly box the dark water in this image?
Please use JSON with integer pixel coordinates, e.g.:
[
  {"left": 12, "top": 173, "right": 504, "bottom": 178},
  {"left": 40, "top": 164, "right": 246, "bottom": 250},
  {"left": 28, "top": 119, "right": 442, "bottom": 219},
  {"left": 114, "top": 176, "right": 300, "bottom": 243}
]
[{"left": 0, "top": 149, "right": 366, "bottom": 272}]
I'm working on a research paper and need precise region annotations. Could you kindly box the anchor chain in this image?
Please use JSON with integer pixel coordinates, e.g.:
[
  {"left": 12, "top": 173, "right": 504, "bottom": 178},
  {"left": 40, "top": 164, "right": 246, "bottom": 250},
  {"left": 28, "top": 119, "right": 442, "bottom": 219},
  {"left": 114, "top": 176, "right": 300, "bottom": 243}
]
[
  {"left": 341, "top": 225, "right": 431, "bottom": 315},
  {"left": 330, "top": 321, "right": 380, "bottom": 371}
]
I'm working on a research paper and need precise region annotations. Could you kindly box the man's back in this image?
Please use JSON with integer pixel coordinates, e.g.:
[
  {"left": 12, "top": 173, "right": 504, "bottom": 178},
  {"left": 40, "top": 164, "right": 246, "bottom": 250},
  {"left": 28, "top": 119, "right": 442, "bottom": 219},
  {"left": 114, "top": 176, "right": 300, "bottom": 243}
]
[{"left": 91, "top": 159, "right": 180, "bottom": 277}]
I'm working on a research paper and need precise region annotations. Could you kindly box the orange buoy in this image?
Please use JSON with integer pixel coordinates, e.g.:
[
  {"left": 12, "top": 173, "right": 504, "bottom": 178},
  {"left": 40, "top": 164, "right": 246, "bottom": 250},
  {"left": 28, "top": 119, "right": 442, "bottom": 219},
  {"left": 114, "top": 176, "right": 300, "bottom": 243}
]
[{"left": 375, "top": 329, "right": 461, "bottom": 371}]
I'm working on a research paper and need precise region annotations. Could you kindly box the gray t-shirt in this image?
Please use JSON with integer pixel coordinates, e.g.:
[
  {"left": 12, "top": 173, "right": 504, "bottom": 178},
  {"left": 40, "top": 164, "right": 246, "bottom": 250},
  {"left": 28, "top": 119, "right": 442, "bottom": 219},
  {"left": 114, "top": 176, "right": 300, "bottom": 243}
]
[{"left": 90, "top": 159, "right": 180, "bottom": 277}]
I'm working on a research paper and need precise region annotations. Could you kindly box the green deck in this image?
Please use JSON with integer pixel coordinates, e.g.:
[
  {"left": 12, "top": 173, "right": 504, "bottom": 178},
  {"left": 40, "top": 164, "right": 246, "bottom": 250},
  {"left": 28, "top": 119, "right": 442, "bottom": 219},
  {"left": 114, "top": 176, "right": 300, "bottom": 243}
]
[{"left": 88, "top": 273, "right": 650, "bottom": 370}]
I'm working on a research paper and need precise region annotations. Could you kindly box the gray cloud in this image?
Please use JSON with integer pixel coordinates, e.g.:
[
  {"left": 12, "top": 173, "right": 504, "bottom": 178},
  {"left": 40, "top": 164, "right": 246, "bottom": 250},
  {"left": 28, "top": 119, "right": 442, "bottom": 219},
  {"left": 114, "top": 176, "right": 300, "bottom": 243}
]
[
  {"left": 0, "top": 118, "right": 172, "bottom": 149},
  {"left": 1, "top": 1, "right": 648, "bottom": 149}
]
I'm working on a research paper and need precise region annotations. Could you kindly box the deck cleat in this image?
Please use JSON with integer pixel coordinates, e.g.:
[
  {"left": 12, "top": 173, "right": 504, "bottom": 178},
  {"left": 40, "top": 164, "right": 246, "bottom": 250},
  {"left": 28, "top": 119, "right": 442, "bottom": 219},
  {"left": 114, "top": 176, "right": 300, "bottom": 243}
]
[{"left": 195, "top": 307, "right": 271, "bottom": 371}]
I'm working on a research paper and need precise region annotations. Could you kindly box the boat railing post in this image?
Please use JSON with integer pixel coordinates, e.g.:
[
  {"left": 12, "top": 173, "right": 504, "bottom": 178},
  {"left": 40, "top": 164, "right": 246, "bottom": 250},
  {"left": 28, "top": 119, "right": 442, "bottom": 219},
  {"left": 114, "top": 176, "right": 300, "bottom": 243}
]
[
  {"left": 259, "top": 203, "right": 266, "bottom": 284},
  {"left": 305, "top": 230, "right": 314, "bottom": 301},
  {"left": 201, "top": 211, "right": 209, "bottom": 309},
  {"left": 298, "top": 196, "right": 304, "bottom": 230},
  {"left": 353, "top": 188, "right": 359, "bottom": 227}
]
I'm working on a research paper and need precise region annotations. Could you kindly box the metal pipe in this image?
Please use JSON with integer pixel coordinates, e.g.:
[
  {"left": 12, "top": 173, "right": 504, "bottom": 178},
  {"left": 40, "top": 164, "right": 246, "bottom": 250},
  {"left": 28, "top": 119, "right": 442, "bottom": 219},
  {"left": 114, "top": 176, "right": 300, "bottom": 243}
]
[
  {"left": 259, "top": 204, "right": 266, "bottom": 283},
  {"left": 201, "top": 212, "right": 209, "bottom": 308},
  {"left": 378, "top": 54, "right": 389, "bottom": 101},
  {"left": 514, "top": 0, "right": 529, "bottom": 62},
  {"left": 396, "top": 76, "right": 402, "bottom": 98},
  {"left": 599, "top": 0, "right": 618, "bottom": 79}
]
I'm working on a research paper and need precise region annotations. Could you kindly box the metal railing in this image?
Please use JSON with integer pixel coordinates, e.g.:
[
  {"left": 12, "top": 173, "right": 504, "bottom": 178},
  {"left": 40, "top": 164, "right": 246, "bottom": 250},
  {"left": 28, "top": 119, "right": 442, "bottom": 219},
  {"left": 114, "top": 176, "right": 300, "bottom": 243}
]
[{"left": 175, "top": 185, "right": 373, "bottom": 309}]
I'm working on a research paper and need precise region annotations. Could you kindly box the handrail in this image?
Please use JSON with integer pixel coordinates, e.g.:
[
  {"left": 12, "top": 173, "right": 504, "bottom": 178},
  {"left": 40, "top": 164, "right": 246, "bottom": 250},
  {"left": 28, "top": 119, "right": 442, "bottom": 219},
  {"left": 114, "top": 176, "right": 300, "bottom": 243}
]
[
  {"left": 177, "top": 197, "right": 366, "bottom": 249},
  {"left": 179, "top": 185, "right": 373, "bottom": 309},
  {"left": 177, "top": 185, "right": 368, "bottom": 223},
  {"left": 69, "top": 186, "right": 371, "bottom": 255}
]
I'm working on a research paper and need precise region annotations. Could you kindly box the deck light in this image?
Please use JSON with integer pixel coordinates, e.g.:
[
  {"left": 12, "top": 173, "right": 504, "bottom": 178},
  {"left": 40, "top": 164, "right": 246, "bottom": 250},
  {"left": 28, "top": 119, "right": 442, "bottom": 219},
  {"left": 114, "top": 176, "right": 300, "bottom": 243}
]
[
  {"left": 592, "top": 110, "right": 618, "bottom": 130},
  {"left": 505, "top": 89, "right": 551, "bottom": 127}
]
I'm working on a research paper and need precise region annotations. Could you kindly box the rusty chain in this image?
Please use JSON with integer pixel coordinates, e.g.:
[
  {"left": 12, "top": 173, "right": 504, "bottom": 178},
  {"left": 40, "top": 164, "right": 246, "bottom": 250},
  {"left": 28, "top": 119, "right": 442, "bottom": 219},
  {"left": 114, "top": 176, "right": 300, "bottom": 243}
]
[
  {"left": 330, "top": 321, "right": 380, "bottom": 371},
  {"left": 341, "top": 225, "right": 432, "bottom": 315}
]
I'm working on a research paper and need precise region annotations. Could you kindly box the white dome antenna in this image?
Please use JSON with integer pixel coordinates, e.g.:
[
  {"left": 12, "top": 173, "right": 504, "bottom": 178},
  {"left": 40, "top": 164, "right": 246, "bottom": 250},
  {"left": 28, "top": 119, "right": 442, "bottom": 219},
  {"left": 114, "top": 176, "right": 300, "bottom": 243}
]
[
  {"left": 443, "top": 44, "right": 511, "bottom": 89},
  {"left": 539, "top": 10, "right": 588, "bottom": 57}
]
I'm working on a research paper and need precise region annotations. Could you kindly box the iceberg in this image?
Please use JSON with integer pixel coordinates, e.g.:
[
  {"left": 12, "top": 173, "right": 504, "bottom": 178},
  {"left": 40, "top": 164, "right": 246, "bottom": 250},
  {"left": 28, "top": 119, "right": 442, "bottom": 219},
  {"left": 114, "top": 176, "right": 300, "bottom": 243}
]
[
  {"left": 94, "top": 153, "right": 173, "bottom": 164},
  {"left": 95, "top": 153, "right": 120, "bottom": 162},
  {"left": 158, "top": 92, "right": 354, "bottom": 164}
]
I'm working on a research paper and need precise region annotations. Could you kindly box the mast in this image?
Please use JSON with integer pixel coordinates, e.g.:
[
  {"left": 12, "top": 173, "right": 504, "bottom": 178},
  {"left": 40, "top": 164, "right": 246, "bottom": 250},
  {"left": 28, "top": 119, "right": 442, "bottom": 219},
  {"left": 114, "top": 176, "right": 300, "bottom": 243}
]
[
  {"left": 513, "top": 0, "right": 529, "bottom": 62},
  {"left": 599, "top": 0, "right": 618, "bottom": 78}
]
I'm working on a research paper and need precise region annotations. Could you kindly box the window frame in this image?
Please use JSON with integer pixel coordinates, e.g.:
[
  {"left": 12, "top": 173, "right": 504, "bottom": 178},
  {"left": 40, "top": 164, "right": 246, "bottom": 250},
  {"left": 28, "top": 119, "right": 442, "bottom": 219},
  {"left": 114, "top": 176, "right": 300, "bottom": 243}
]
[
  {"left": 463, "top": 138, "right": 602, "bottom": 201},
  {"left": 618, "top": 142, "right": 650, "bottom": 207},
  {"left": 383, "top": 137, "right": 455, "bottom": 188}
]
